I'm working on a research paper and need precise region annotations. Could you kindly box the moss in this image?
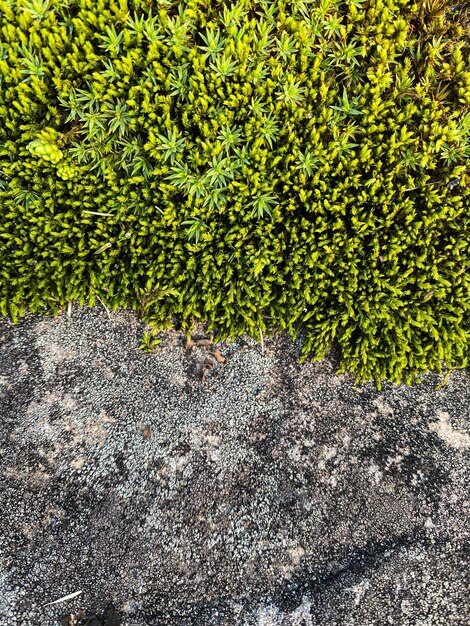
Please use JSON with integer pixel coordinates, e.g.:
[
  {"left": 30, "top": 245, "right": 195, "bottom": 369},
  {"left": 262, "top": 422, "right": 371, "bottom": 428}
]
[{"left": 0, "top": 0, "right": 469, "bottom": 388}]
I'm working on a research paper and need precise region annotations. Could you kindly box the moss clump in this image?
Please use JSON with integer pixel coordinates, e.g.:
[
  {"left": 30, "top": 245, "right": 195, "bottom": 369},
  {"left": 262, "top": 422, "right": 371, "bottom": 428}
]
[
  {"left": 0, "top": 0, "right": 469, "bottom": 388},
  {"left": 56, "top": 162, "right": 76, "bottom": 180},
  {"left": 27, "top": 139, "right": 63, "bottom": 164},
  {"left": 26, "top": 127, "right": 64, "bottom": 163}
]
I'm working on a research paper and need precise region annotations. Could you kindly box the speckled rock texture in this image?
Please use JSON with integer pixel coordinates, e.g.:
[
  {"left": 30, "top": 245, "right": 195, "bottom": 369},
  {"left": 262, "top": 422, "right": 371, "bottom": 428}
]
[{"left": 0, "top": 307, "right": 469, "bottom": 626}]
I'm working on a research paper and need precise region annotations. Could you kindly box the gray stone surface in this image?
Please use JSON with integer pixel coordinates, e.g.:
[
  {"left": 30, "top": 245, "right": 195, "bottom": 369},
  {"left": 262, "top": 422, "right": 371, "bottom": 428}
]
[{"left": 0, "top": 307, "right": 469, "bottom": 626}]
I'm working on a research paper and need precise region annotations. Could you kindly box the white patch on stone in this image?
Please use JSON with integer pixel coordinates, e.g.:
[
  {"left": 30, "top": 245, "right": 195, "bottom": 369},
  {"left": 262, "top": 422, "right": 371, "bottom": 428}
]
[
  {"left": 367, "top": 462, "right": 383, "bottom": 484},
  {"left": 323, "top": 445, "right": 337, "bottom": 461},
  {"left": 249, "top": 597, "right": 313, "bottom": 625},
  {"left": 429, "top": 410, "right": 470, "bottom": 450},
  {"left": 347, "top": 579, "right": 371, "bottom": 606},
  {"left": 372, "top": 397, "right": 394, "bottom": 417}
]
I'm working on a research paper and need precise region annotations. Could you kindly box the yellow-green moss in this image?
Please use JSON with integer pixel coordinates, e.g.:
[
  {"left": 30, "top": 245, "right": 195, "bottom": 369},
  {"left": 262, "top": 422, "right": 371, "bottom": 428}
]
[{"left": 0, "top": 0, "right": 469, "bottom": 388}]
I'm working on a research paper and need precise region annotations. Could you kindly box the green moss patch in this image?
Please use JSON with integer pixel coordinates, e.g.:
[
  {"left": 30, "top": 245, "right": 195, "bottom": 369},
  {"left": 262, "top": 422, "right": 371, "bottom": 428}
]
[{"left": 0, "top": 0, "right": 469, "bottom": 388}]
